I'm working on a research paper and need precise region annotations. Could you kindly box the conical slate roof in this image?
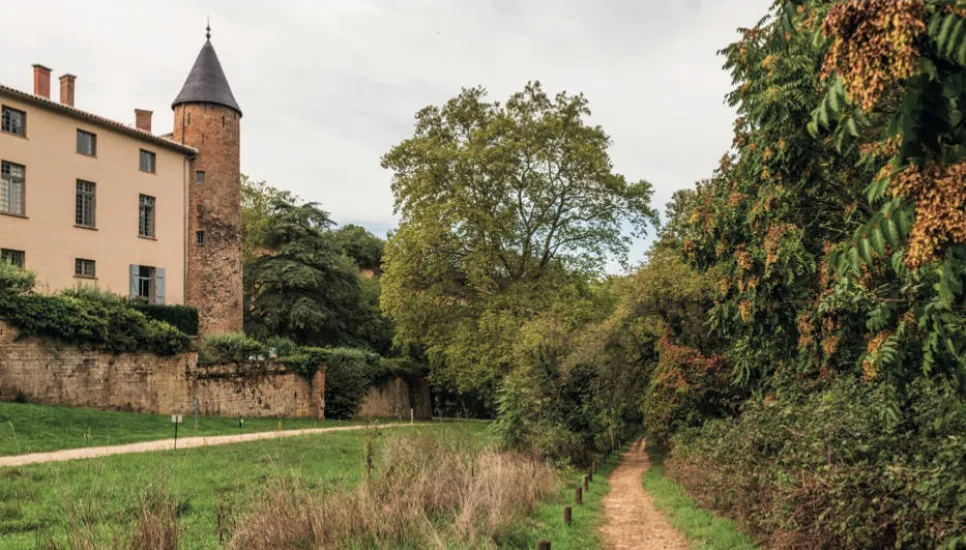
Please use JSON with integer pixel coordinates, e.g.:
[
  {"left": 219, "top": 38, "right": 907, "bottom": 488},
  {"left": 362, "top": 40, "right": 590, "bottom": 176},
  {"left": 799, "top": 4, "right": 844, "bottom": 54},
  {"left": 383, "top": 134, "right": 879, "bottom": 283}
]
[{"left": 172, "top": 38, "right": 242, "bottom": 115}]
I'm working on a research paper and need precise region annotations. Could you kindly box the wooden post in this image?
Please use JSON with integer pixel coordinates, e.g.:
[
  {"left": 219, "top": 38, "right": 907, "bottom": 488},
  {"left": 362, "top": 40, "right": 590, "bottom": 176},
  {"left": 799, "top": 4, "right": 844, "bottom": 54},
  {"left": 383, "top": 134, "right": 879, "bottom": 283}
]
[
  {"left": 563, "top": 505, "right": 572, "bottom": 525},
  {"left": 538, "top": 541, "right": 551, "bottom": 550},
  {"left": 587, "top": 466, "right": 593, "bottom": 483},
  {"left": 582, "top": 474, "right": 589, "bottom": 491},
  {"left": 575, "top": 486, "right": 583, "bottom": 505}
]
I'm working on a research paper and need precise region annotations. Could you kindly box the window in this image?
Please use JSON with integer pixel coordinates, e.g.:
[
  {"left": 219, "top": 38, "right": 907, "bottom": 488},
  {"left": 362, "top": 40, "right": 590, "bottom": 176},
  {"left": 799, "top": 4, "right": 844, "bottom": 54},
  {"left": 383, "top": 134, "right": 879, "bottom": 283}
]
[
  {"left": 1, "top": 107, "right": 26, "bottom": 136},
  {"left": 76, "top": 130, "right": 96, "bottom": 156},
  {"left": 1, "top": 161, "right": 25, "bottom": 216},
  {"left": 74, "top": 258, "right": 95, "bottom": 278},
  {"left": 195, "top": 170, "right": 205, "bottom": 184},
  {"left": 0, "top": 249, "right": 24, "bottom": 268},
  {"left": 136, "top": 265, "right": 155, "bottom": 302},
  {"left": 196, "top": 231, "right": 205, "bottom": 246},
  {"left": 138, "top": 194, "right": 155, "bottom": 237},
  {"left": 75, "top": 180, "right": 95, "bottom": 227},
  {"left": 130, "top": 264, "right": 165, "bottom": 304},
  {"left": 139, "top": 149, "right": 156, "bottom": 173}
]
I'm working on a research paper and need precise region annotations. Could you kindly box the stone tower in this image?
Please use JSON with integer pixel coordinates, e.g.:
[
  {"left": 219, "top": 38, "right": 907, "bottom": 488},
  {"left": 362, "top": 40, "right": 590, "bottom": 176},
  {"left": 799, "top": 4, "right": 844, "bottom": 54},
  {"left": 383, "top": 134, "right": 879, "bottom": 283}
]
[{"left": 172, "top": 26, "right": 243, "bottom": 335}]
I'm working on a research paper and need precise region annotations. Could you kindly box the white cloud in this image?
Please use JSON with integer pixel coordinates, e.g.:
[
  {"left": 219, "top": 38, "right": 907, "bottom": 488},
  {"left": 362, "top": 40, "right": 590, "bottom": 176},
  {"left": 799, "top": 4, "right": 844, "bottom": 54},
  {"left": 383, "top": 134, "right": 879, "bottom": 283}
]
[{"left": 0, "top": 0, "right": 771, "bottom": 270}]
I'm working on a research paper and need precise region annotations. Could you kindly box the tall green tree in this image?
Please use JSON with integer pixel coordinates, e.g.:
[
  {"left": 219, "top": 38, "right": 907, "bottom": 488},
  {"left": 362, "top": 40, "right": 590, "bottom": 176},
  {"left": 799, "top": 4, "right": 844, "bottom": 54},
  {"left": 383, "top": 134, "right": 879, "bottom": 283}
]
[
  {"left": 241, "top": 175, "right": 300, "bottom": 263},
  {"left": 244, "top": 201, "right": 366, "bottom": 347},
  {"left": 380, "top": 81, "right": 657, "bottom": 404},
  {"left": 332, "top": 224, "right": 385, "bottom": 272}
]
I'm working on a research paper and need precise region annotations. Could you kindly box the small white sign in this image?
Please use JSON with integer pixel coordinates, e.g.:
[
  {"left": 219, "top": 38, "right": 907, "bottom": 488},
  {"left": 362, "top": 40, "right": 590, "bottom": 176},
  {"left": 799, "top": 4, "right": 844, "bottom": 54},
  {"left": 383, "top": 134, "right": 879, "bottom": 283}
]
[{"left": 171, "top": 414, "right": 183, "bottom": 424}]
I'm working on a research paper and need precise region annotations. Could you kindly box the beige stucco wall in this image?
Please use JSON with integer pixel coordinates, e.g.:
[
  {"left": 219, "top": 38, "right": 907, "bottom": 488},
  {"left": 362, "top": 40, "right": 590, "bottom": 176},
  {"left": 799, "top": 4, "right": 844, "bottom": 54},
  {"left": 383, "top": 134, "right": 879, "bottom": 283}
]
[{"left": 0, "top": 95, "right": 189, "bottom": 303}]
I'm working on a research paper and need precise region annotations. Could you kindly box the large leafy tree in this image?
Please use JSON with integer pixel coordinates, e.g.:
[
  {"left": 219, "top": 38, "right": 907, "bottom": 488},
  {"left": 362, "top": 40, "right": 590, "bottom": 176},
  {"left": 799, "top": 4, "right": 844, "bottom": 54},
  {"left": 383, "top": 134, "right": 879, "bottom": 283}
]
[
  {"left": 241, "top": 175, "right": 300, "bottom": 263},
  {"left": 381, "top": 81, "right": 657, "bottom": 402},
  {"left": 672, "top": 0, "right": 966, "bottom": 391},
  {"left": 332, "top": 224, "right": 385, "bottom": 272},
  {"left": 244, "top": 201, "right": 367, "bottom": 347}
]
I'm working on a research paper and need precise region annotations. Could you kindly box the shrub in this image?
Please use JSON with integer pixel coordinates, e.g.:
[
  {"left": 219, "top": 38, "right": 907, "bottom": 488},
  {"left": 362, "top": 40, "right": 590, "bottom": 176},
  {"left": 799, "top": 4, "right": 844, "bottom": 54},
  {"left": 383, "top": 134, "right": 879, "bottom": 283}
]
[
  {"left": 0, "top": 263, "right": 36, "bottom": 296},
  {"left": 641, "top": 336, "right": 739, "bottom": 445},
  {"left": 665, "top": 378, "right": 966, "bottom": 549},
  {"left": 130, "top": 303, "right": 199, "bottom": 336},
  {"left": 281, "top": 346, "right": 383, "bottom": 418},
  {"left": 198, "top": 333, "right": 266, "bottom": 363},
  {"left": 319, "top": 347, "right": 381, "bottom": 419},
  {"left": 263, "top": 335, "right": 297, "bottom": 358},
  {"left": 0, "top": 291, "right": 190, "bottom": 356}
]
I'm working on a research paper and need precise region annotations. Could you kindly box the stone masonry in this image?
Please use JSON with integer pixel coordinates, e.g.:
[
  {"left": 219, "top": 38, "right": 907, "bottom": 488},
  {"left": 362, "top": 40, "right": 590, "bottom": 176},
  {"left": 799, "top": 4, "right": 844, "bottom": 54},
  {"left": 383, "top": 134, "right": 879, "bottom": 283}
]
[
  {"left": 0, "top": 322, "right": 323, "bottom": 419},
  {"left": 175, "top": 103, "right": 244, "bottom": 335}
]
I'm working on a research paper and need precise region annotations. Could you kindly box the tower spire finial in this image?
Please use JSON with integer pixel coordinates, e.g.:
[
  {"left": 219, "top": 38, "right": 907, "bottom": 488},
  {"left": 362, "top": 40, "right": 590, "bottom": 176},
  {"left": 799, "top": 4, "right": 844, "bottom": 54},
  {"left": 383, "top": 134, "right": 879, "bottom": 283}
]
[{"left": 206, "top": 15, "right": 211, "bottom": 40}]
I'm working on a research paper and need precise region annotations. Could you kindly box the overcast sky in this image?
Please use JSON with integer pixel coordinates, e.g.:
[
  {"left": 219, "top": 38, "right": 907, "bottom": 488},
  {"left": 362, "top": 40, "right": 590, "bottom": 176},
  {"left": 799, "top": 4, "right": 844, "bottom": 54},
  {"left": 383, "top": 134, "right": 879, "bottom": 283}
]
[{"left": 2, "top": 0, "right": 771, "bottom": 272}]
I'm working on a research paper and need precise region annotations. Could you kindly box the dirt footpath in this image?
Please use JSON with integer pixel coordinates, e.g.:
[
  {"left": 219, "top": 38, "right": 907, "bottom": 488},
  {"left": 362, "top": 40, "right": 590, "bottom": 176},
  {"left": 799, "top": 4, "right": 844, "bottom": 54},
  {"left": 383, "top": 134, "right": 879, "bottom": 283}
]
[
  {"left": 0, "top": 423, "right": 424, "bottom": 467},
  {"left": 600, "top": 438, "right": 688, "bottom": 550}
]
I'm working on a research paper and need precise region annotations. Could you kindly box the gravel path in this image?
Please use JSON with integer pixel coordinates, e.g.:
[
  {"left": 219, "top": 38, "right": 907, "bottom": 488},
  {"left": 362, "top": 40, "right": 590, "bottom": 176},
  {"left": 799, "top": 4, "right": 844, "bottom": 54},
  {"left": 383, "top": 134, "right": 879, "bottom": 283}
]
[
  {"left": 0, "top": 423, "right": 424, "bottom": 467},
  {"left": 600, "top": 438, "right": 688, "bottom": 550}
]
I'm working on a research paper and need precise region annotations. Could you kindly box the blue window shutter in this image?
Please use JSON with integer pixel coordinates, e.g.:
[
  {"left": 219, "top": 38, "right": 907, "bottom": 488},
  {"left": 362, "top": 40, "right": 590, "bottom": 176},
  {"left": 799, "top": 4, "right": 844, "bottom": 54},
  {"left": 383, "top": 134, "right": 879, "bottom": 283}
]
[
  {"left": 129, "top": 264, "right": 139, "bottom": 299},
  {"left": 155, "top": 267, "right": 165, "bottom": 305}
]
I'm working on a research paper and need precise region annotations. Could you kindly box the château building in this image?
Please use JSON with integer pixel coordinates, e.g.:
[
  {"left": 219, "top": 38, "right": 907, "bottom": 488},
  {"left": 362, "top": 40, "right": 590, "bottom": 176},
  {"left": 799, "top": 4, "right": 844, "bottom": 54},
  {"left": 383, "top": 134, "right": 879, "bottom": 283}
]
[{"left": 0, "top": 27, "right": 243, "bottom": 334}]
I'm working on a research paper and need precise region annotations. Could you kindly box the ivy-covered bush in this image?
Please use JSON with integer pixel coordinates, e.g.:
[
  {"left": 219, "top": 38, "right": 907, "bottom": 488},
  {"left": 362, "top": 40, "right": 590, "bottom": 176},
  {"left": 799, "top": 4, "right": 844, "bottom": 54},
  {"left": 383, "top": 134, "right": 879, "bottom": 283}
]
[
  {"left": 666, "top": 378, "right": 966, "bottom": 549},
  {"left": 0, "top": 262, "right": 35, "bottom": 295},
  {"left": 130, "top": 303, "right": 199, "bottom": 336},
  {"left": 199, "top": 333, "right": 267, "bottom": 363},
  {"left": 263, "top": 335, "right": 298, "bottom": 358},
  {"left": 282, "top": 347, "right": 382, "bottom": 419},
  {"left": 0, "top": 275, "right": 190, "bottom": 356},
  {"left": 319, "top": 348, "right": 382, "bottom": 419}
]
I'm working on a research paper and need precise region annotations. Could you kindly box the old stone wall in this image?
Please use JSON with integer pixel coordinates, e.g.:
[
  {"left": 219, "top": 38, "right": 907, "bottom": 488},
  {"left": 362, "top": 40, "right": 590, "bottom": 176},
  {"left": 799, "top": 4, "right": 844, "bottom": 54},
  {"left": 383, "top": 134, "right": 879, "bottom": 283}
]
[
  {"left": 358, "top": 376, "right": 432, "bottom": 420},
  {"left": 0, "top": 322, "right": 323, "bottom": 418},
  {"left": 175, "top": 102, "right": 243, "bottom": 335}
]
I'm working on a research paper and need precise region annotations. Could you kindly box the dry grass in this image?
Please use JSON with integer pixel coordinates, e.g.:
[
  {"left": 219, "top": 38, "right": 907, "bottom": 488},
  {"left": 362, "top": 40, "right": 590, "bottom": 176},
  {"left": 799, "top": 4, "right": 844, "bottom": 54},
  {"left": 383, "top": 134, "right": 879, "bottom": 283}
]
[
  {"left": 229, "top": 434, "right": 558, "bottom": 549},
  {"left": 43, "top": 482, "right": 180, "bottom": 550},
  {"left": 128, "top": 484, "right": 179, "bottom": 550}
]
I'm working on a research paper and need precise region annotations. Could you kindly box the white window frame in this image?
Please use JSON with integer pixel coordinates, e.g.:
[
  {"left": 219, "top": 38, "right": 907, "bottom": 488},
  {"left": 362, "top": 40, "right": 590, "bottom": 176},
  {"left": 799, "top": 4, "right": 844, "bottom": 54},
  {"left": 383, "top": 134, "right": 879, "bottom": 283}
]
[{"left": 1, "top": 160, "right": 25, "bottom": 216}]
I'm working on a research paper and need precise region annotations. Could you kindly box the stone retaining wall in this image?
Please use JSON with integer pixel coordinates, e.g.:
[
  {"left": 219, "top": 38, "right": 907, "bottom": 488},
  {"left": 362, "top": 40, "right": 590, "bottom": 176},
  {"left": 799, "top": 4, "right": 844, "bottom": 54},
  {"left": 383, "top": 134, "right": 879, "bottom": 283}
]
[
  {"left": 0, "top": 322, "right": 324, "bottom": 418},
  {"left": 358, "top": 376, "right": 432, "bottom": 420}
]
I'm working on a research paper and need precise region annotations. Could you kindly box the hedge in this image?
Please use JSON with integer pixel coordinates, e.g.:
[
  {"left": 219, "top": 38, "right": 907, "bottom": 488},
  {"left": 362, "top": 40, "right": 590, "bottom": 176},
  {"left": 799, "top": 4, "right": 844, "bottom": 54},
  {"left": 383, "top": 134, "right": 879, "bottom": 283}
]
[
  {"left": 0, "top": 293, "right": 190, "bottom": 355},
  {"left": 0, "top": 264, "right": 190, "bottom": 356},
  {"left": 131, "top": 303, "right": 199, "bottom": 336},
  {"left": 666, "top": 378, "right": 966, "bottom": 549},
  {"left": 199, "top": 332, "right": 267, "bottom": 363}
]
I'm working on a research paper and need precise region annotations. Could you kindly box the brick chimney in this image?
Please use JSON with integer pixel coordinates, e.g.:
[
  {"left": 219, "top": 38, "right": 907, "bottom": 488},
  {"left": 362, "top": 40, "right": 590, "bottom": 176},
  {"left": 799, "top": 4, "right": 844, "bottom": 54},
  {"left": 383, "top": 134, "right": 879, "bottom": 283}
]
[
  {"left": 59, "top": 74, "right": 76, "bottom": 107},
  {"left": 135, "top": 109, "right": 153, "bottom": 133},
  {"left": 32, "top": 64, "right": 51, "bottom": 98}
]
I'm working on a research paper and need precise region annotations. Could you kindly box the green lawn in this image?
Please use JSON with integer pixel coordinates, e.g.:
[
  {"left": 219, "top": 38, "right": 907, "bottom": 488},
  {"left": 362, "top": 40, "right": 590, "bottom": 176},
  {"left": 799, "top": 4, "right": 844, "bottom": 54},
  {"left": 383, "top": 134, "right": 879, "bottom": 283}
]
[
  {"left": 643, "top": 447, "right": 758, "bottom": 550},
  {"left": 0, "top": 422, "right": 488, "bottom": 549},
  {"left": 502, "top": 449, "right": 622, "bottom": 549},
  {"left": 0, "top": 401, "right": 403, "bottom": 457}
]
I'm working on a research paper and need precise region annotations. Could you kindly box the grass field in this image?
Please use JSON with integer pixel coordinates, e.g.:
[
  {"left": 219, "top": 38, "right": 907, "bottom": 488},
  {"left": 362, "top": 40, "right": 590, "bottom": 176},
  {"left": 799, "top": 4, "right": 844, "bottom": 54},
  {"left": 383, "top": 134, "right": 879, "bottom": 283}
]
[
  {"left": 0, "top": 421, "right": 489, "bottom": 549},
  {"left": 502, "top": 448, "right": 622, "bottom": 549},
  {"left": 0, "top": 401, "right": 402, "bottom": 457},
  {"left": 643, "top": 447, "right": 758, "bottom": 550}
]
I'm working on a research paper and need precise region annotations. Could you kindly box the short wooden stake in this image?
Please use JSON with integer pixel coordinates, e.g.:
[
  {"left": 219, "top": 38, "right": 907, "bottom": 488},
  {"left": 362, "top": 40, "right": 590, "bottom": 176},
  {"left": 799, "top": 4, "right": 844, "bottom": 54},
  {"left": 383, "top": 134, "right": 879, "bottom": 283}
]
[
  {"left": 575, "top": 486, "right": 583, "bottom": 505},
  {"left": 563, "top": 505, "right": 572, "bottom": 525},
  {"left": 587, "top": 467, "right": 593, "bottom": 482},
  {"left": 582, "top": 474, "right": 589, "bottom": 491},
  {"left": 538, "top": 541, "right": 551, "bottom": 550}
]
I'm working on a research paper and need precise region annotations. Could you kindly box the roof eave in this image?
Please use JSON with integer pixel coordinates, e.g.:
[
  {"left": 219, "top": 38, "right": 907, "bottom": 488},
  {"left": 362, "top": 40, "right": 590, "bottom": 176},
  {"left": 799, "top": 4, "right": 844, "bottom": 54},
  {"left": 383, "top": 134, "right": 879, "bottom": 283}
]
[{"left": 0, "top": 84, "right": 198, "bottom": 156}]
